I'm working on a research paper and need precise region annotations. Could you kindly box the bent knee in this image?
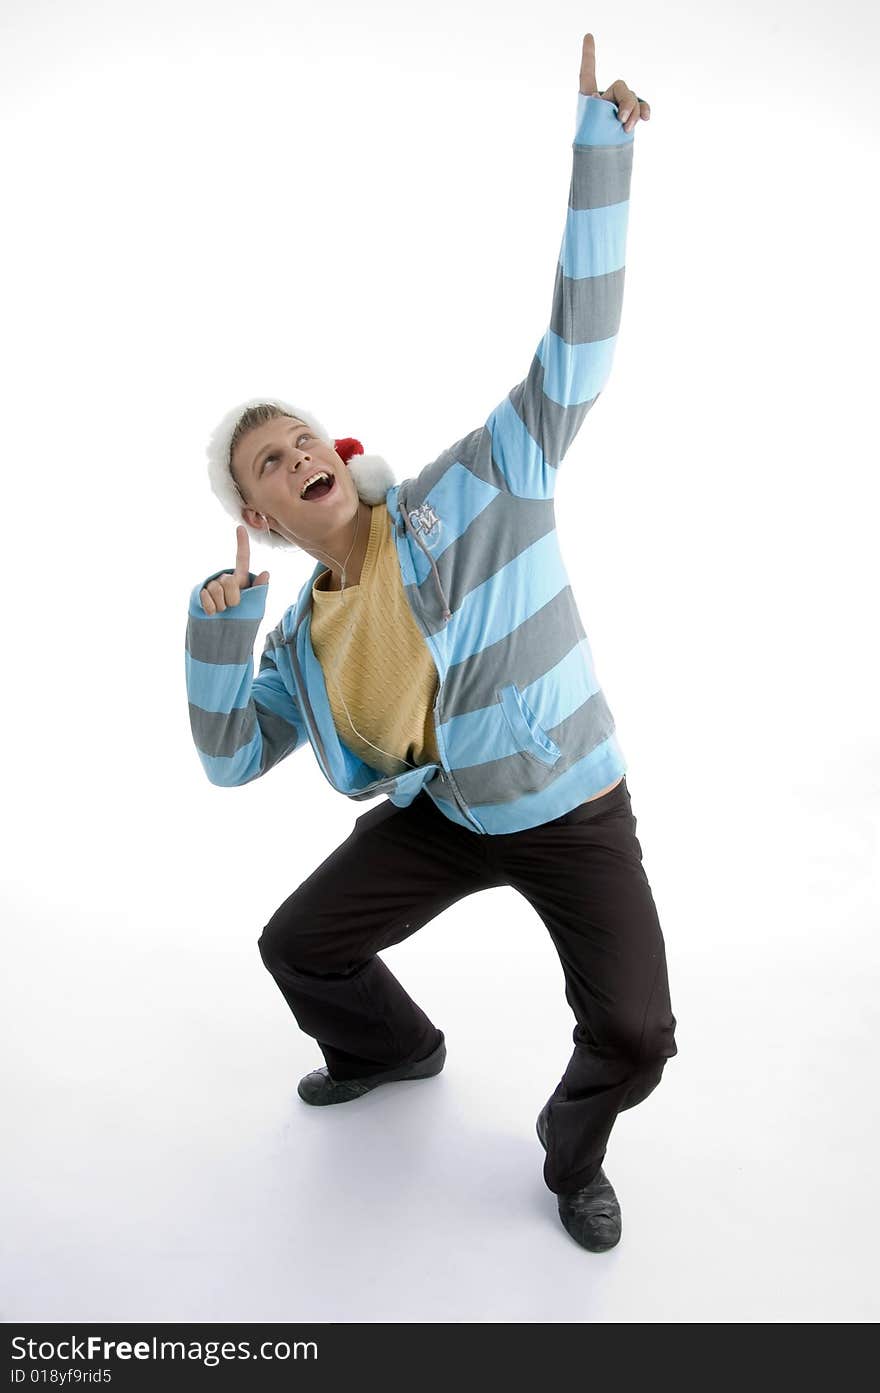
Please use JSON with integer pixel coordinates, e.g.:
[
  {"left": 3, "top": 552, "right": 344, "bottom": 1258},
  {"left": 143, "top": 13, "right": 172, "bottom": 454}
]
[
  {"left": 257, "top": 917, "right": 347, "bottom": 976},
  {"left": 600, "top": 1008, "right": 677, "bottom": 1074},
  {"left": 637, "top": 1011, "right": 678, "bottom": 1068},
  {"left": 257, "top": 918, "right": 313, "bottom": 974}
]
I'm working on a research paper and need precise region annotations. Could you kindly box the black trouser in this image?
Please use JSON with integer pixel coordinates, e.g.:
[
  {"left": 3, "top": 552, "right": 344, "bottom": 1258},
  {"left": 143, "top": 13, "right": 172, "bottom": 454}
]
[{"left": 257, "top": 776, "right": 677, "bottom": 1195}]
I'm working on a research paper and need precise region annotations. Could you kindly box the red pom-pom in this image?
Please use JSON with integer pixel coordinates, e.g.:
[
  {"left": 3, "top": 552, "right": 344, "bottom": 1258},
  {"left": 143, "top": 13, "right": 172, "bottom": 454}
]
[{"left": 333, "top": 437, "right": 364, "bottom": 464}]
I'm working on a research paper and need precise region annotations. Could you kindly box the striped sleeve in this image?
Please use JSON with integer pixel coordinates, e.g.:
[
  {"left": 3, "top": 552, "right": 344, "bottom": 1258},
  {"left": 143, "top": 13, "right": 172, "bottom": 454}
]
[
  {"left": 185, "top": 571, "right": 307, "bottom": 787},
  {"left": 484, "top": 92, "right": 635, "bottom": 500}
]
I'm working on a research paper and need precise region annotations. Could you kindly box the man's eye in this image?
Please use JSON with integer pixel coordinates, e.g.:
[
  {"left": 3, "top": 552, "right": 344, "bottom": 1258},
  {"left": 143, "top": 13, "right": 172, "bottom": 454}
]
[{"left": 260, "top": 435, "right": 310, "bottom": 475}]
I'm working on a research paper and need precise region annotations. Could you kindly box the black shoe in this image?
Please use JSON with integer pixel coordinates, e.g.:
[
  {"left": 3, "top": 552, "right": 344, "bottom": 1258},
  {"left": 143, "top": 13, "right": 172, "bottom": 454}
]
[
  {"left": 536, "top": 1102, "right": 622, "bottom": 1252},
  {"left": 297, "top": 1032, "right": 446, "bottom": 1106}
]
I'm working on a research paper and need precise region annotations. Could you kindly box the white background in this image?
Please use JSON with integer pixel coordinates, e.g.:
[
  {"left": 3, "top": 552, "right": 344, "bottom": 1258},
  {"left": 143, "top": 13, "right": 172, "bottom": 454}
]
[{"left": 1, "top": 0, "right": 878, "bottom": 1323}]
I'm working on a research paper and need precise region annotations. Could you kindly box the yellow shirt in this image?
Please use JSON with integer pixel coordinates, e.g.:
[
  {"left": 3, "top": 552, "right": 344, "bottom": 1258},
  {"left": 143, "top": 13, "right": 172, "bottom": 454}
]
[{"left": 310, "top": 503, "right": 441, "bottom": 775}]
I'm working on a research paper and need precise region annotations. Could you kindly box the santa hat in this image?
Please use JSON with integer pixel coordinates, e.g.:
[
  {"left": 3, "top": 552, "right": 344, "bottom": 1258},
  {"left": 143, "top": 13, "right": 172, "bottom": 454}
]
[{"left": 206, "top": 396, "right": 397, "bottom": 551}]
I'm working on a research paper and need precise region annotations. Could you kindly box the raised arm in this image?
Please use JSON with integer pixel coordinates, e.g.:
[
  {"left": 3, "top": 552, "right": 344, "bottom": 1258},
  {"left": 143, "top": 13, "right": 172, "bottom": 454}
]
[
  {"left": 485, "top": 35, "right": 649, "bottom": 500},
  {"left": 184, "top": 526, "right": 307, "bottom": 787}
]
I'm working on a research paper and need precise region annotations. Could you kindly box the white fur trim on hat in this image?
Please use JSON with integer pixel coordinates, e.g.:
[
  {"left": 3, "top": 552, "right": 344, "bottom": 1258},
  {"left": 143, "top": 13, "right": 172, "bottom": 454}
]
[{"left": 205, "top": 396, "right": 397, "bottom": 551}]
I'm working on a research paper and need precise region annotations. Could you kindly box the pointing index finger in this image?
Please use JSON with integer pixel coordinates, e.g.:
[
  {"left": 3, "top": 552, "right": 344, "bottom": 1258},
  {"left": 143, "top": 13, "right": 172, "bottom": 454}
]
[
  {"left": 579, "top": 32, "right": 597, "bottom": 96},
  {"left": 235, "top": 523, "right": 250, "bottom": 581}
]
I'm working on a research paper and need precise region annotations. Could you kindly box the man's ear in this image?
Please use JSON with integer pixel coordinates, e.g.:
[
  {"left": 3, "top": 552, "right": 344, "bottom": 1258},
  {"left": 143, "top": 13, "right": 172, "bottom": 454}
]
[{"left": 241, "top": 506, "right": 266, "bottom": 530}]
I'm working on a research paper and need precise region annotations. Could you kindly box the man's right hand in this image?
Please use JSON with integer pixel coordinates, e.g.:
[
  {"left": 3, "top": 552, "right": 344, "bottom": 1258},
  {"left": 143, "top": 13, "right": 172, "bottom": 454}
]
[{"left": 200, "top": 525, "right": 270, "bottom": 614}]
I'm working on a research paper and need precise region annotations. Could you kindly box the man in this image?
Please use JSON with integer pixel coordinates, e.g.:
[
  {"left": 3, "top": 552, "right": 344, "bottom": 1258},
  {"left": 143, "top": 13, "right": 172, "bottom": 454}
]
[{"left": 185, "top": 34, "right": 676, "bottom": 1252}]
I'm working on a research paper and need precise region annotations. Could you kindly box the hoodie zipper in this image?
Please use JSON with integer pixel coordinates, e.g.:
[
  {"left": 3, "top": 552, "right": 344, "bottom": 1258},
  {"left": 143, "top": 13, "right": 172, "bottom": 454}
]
[{"left": 396, "top": 501, "right": 485, "bottom": 835}]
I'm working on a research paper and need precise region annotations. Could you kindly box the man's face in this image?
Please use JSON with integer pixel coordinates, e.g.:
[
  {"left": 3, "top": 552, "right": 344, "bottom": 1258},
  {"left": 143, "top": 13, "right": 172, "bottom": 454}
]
[{"left": 231, "top": 415, "right": 357, "bottom": 541}]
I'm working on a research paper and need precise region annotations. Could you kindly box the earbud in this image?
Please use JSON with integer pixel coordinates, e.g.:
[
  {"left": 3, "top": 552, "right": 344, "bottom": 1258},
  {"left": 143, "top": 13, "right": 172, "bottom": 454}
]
[{"left": 255, "top": 510, "right": 315, "bottom": 547}]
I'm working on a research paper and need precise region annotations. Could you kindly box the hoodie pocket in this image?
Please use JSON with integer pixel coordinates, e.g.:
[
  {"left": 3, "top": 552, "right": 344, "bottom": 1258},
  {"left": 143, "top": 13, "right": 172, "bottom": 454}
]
[{"left": 496, "top": 683, "right": 562, "bottom": 767}]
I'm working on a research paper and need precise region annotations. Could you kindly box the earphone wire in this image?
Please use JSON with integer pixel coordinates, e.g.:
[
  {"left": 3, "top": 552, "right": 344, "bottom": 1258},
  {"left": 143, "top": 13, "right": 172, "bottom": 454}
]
[{"left": 259, "top": 502, "right": 419, "bottom": 772}]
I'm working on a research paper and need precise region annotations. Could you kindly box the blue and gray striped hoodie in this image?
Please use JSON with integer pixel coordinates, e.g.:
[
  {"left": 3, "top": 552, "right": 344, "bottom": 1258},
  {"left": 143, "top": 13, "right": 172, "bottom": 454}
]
[{"left": 185, "top": 92, "right": 635, "bottom": 836}]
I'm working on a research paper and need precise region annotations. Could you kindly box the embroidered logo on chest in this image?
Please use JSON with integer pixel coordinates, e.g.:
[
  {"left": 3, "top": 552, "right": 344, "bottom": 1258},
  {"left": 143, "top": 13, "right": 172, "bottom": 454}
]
[{"left": 408, "top": 501, "right": 441, "bottom": 537}]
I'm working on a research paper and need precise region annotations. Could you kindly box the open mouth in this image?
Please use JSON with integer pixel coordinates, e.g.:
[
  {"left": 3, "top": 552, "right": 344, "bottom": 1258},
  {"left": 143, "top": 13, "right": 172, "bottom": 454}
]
[{"left": 299, "top": 470, "right": 338, "bottom": 503}]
